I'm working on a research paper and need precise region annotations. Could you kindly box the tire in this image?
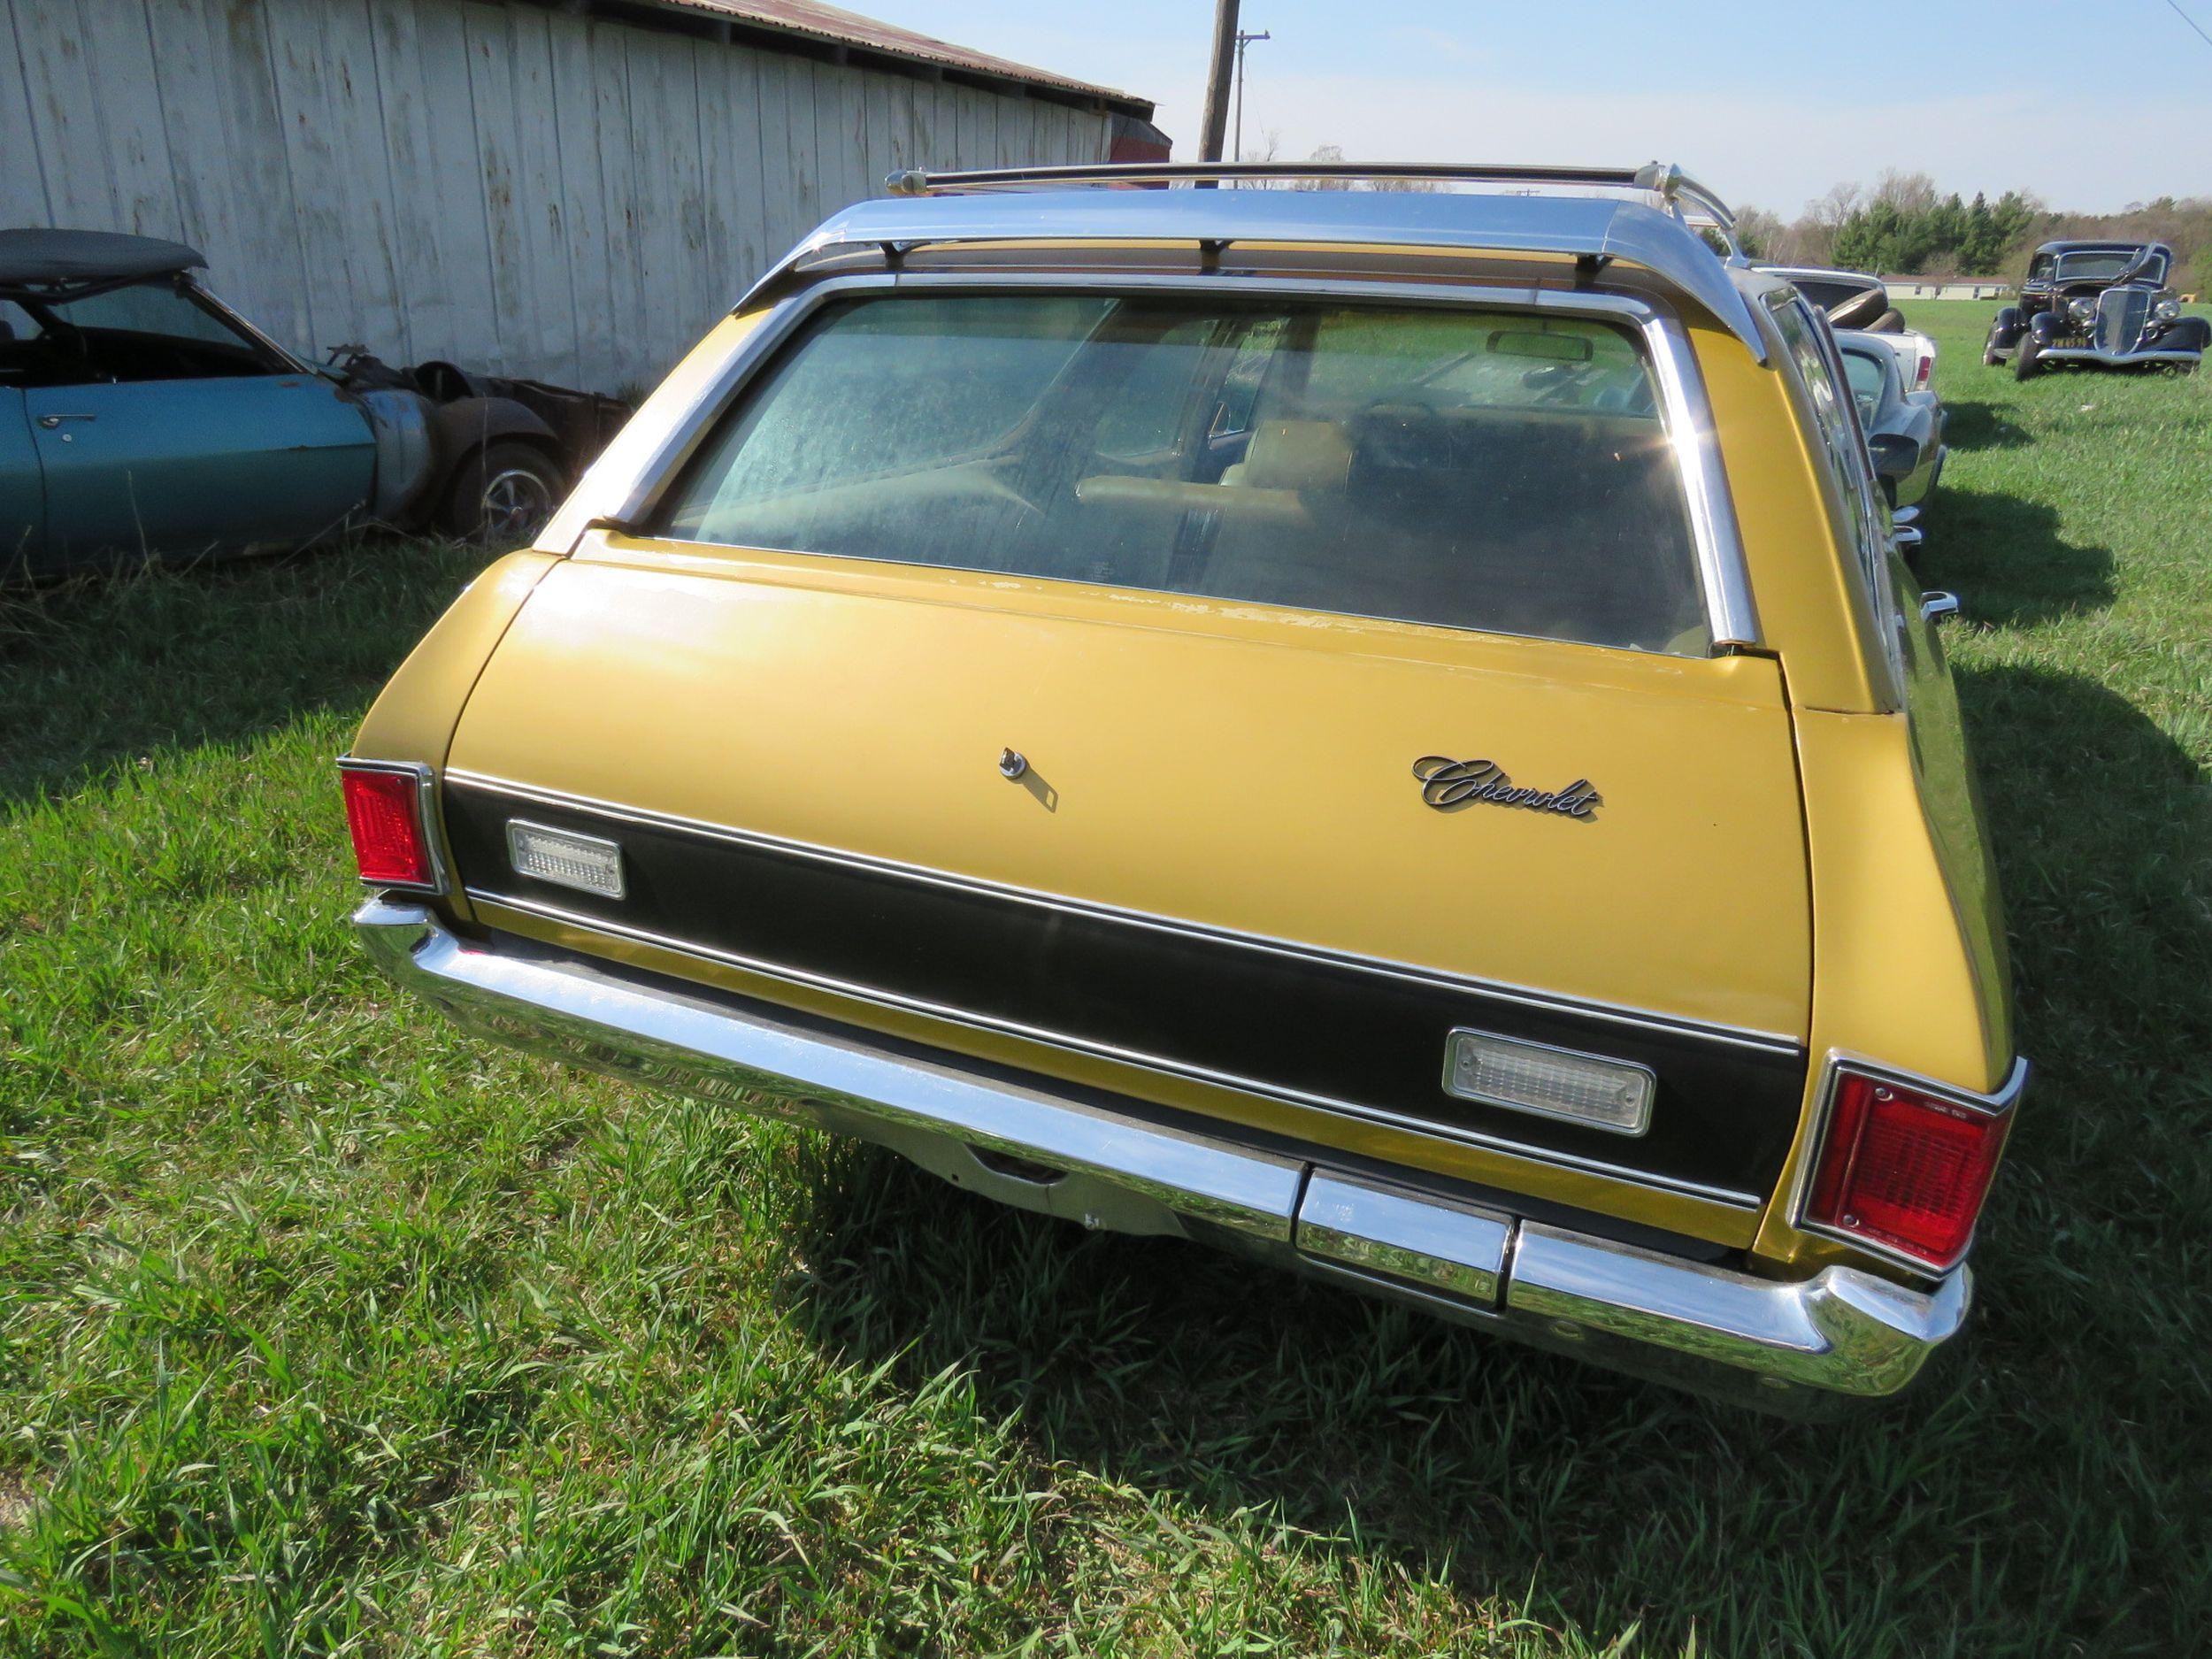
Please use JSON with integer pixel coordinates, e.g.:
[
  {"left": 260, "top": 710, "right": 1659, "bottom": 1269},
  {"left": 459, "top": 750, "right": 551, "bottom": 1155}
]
[
  {"left": 1869, "top": 308, "right": 1908, "bottom": 334},
  {"left": 2013, "top": 333, "right": 2042, "bottom": 381},
  {"left": 440, "top": 440, "right": 564, "bottom": 542},
  {"left": 1982, "top": 334, "right": 2002, "bottom": 367}
]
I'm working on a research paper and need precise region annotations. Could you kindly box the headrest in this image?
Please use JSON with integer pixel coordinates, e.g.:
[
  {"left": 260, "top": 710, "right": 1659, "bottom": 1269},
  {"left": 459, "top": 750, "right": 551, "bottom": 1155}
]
[{"left": 1236, "top": 419, "right": 1353, "bottom": 491}]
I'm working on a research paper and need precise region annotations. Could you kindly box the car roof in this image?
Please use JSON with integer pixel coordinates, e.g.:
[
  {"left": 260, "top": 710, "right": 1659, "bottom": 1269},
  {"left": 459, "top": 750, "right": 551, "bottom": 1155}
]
[
  {"left": 1754, "top": 264, "right": 1883, "bottom": 288},
  {"left": 773, "top": 185, "right": 1770, "bottom": 360},
  {"left": 2036, "top": 239, "right": 2172, "bottom": 257},
  {"left": 0, "top": 227, "right": 205, "bottom": 290}
]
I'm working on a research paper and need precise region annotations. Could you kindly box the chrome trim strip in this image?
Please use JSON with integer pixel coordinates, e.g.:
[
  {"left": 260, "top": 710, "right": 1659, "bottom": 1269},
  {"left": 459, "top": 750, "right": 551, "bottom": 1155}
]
[
  {"left": 443, "top": 768, "right": 1804, "bottom": 1059},
  {"left": 1785, "top": 1050, "right": 2029, "bottom": 1279},
  {"left": 355, "top": 896, "right": 1302, "bottom": 1243},
  {"left": 760, "top": 187, "right": 1772, "bottom": 362},
  {"left": 1644, "top": 311, "right": 1759, "bottom": 644},
  {"left": 353, "top": 898, "right": 1966, "bottom": 1401},
  {"left": 603, "top": 269, "right": 1763, "bottom": 653},
  {"left": 1294, "top": 1171, "right": 1510, "bottom": 1305},
  {"left": 464, "top": 883, "right": 1766, "bottom": 1210},
  {"left": 337, "top": 757, "right": 449, "bottom": 896},
  {"left": 605, "top": 289, "right": 810, "bottom": 527},
  {"left": 1507, "top": 1222, "right": 1970, "bottom": 1397},
  {"left": 2036, "top": 348, "right": 2201, "bottom": 365}
]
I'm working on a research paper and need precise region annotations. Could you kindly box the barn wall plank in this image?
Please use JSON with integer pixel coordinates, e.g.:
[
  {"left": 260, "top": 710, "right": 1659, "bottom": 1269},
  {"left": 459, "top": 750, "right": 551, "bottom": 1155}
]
[
  {"left": 460, "top": 0, "right": 538, "bottom": 377},
  {"left": 402, "top": 0, "right": 504, "bottom": 372},
  {"left": 546, "top": 12, "right": 617, "bottom": 392},
  {"left": 0, "top": 0, "right": 58, "bottom": 226},
  {"left": 14, "top": 0, "right": 120, "bottom": 229},
  {"left": 184, "top": 0, "right": 314, "bottom": 354},
  {"left": 78, "top": 0, "right": 180, "bottom": 238},
  {"left": 142, "top": 0, "right": 240, "bottom": 282},
  {"left": 810, "top": 58, "right": 864, "bottom": 218},
  {"left": 9, "top": 0, "right": 1148, "bottom": 388},
  {"left": 622, "top": 30, "right": 705, "bottom": 380},
  {"left": 750, "top": 46, "right": 804, "bottom": 264},
  {"left": 584, "top": 20, "right": 649, "bottom": 389},
  {"left": 262, "top": 0, "right": 379, "bottom": 358},
  {"left": 502, "top": 5, "right": 580, "bottom": 385},
  {"left": 696, "top": 35, "right": 767, "bottom": 314},
  {"left": 307, "top": 0, "right": 410, "bottom": 362}
]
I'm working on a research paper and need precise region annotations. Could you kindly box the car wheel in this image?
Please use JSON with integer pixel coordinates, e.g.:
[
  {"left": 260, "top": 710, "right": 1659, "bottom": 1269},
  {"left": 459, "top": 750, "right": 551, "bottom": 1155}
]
[
  {"left": 2013, "top": 334, "right": 2041, "bottom": 381},
  {"left": 442, "top": 442, "right": 564, "bottom": 543},
  {"left": 1982, "top": 335, "right": 2002, "bottom": 367}
]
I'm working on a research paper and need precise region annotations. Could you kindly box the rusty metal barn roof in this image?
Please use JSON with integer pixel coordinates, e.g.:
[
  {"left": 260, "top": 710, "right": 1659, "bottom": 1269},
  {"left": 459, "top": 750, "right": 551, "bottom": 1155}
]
[{"left": 611, "top": 0, "right": 1153, "bottom": 117}]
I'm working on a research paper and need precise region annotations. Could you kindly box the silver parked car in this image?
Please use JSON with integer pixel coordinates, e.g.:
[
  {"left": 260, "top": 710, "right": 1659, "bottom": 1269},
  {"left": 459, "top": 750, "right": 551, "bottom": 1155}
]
[{"left": 1835, "top": 326, "right": 1944, "bottom": 548}]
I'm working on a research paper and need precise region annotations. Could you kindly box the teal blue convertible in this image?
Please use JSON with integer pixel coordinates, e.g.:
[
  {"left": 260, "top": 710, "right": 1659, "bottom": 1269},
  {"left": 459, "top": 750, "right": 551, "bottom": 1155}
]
[{"left": 1, "top": 229, "right": 618, "bottom": 580}]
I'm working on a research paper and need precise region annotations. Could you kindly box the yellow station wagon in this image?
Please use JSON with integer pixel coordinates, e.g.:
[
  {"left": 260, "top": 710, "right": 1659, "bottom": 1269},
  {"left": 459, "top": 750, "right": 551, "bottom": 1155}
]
[{"left": 342, "top": 162, "right": 2023, "bottom": 1413}]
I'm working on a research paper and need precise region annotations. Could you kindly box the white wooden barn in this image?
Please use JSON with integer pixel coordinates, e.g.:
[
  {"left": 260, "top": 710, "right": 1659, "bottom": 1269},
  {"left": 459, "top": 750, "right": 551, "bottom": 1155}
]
[{"left": 0, "top": 0, "right": 1164, "bottom": 392}]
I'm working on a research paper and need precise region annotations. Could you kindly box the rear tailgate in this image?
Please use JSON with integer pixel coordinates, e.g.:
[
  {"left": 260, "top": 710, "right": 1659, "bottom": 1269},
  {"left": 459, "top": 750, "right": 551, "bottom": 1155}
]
[{"left": 435, "top": 536, "right": 1811, "bottom": 1240}]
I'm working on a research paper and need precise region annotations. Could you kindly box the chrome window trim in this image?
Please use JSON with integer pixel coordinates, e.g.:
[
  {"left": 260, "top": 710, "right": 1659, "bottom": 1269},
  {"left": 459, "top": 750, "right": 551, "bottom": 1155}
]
[
  {"left": 446, "top": 767, "right": 1804, "bottom": 1058},
  {"left": 336, "top": 757, "right": 449, "bottom": 896},
  {"left": 1760, "top": 289, "right": 1906, "bottom": 710},
  {"left": 608, "top": 269, "right": 1763, "bottom": 652},
  {"left": 1786, "top": 1048, "right": 2030, "bottom": 1279},
  {"left": 181, "top": 275, "right": 316, "bottom": 377},
  {"left": 467, "top": 880, "right": 1766, "bottom": 1212}
]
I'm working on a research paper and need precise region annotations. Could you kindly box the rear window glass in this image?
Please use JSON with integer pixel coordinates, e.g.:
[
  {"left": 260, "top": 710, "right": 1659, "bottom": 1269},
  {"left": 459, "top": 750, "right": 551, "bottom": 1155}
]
[
  {"left": 657, "top": 293, "right": 1709, "bottom": 655},
  {"left": 1840, "top": 348, "right": 1886, "bottom": 421}
]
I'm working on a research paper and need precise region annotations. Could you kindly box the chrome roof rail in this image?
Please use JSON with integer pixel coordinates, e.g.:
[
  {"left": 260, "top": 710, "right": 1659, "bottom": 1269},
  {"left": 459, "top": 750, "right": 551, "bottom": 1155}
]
[{"left": 885, "top": 159, "right": 1738, "bottom": 230}]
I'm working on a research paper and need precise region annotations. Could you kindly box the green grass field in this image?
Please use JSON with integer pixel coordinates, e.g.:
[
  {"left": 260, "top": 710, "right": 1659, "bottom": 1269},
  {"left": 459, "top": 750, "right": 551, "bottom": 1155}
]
[{"left": 3, "top": 300, "right": 2208, "bottom": 1656}]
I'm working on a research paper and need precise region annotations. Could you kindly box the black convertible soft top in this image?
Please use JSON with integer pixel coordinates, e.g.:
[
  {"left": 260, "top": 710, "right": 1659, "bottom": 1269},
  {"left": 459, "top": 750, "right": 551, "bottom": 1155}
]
[{"left": 0, "top": 227, "right": 205, "bottom": 293}]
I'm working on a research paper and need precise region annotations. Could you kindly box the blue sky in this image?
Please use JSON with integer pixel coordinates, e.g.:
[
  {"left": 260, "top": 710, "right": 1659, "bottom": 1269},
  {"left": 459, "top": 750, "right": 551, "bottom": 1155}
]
[{"left": 861, "top": 1, "right": 2212, "bottom": 216}]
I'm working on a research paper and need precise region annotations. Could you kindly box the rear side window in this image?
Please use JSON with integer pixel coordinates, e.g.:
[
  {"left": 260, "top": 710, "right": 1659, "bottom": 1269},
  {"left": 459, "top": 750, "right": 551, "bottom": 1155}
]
[
  {"left": 1839, "top": 347, "right": 1886, "bottom": 422},
  {"left": 657, "top": 292, "right": 1710, "bottom": 655}
]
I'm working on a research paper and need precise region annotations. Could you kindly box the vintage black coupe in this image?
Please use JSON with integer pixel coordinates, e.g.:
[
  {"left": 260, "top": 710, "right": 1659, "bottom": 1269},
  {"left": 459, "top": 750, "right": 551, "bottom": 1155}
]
[{"left": 1984, "top": 240, "right": 2206, "bottom": 379}]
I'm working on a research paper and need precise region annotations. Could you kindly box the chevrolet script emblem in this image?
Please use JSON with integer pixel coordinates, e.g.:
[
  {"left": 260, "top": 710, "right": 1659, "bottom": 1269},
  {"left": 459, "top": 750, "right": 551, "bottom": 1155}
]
[{"left": 1413, "top": 756, "right": 1601, "bottom": 819}]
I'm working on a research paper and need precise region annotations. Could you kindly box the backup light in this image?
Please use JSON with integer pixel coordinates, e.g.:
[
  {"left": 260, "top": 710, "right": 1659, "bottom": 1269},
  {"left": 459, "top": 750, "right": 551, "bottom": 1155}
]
[
  {"left": 507, "top": 819, "right": 626, "bottom": 900},
  {"left": 1443, "top": 1030, "right": 1655, "bottom": 1136},
  {"left": 341, "top": 763, "right": 439, "bottom": 890},
  {"left": 1802, "top": 1064, "right": 2015, "bottom": 1273}
]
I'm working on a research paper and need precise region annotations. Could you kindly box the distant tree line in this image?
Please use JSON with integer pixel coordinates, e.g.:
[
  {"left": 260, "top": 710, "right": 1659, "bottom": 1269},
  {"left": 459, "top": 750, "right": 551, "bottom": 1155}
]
[
  {"left": 1236, "top": 149, "right": 2211, "bottom": 293},
  {"left": 1735, "top": 169, "right": 2212, "bottom": 293}
]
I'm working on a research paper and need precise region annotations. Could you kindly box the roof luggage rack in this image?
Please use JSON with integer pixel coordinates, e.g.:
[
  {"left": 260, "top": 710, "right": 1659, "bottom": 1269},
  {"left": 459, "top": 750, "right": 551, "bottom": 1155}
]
[{"left": 885, "top": 159, "right": 1738, "bottom": 233}]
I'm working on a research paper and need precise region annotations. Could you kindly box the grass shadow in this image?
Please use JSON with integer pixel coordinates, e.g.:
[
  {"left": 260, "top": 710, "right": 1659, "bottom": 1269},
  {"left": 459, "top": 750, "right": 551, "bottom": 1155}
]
[
  {"left": 1925, "top": 484, "right": 2116, "bottom": 627},
  {"left": 0, "top": 537, "right": 493, "bottom": 809},
  {"left": 1939, "top": 397, "right": 2032, "bottom": 453},
  {"left": 773, "top": 659, "right": 2211, "bottom": 1653}
]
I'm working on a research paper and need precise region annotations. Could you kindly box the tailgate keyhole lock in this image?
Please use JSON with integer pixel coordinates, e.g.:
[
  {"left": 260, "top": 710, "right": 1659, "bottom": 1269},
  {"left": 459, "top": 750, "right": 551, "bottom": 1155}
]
[{"left": 998, "top": 748, "right": 1028, "bottom": 780}]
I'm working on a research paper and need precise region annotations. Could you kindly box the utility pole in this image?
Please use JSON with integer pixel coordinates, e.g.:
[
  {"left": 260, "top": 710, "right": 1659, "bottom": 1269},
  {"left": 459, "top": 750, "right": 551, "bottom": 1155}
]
[
  {"left": 1196, "top": 0, "right": 1240, "bottom": 165},
  {"left": 1233, "top": 29, "right": 1269, "bottom": 164}
]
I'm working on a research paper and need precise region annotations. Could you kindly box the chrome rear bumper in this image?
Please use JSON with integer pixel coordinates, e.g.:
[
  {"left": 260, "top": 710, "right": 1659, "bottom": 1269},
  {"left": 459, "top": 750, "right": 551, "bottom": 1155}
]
[
  {"left": 356, "top": 897, "right": 1968, "bottom": 1409},
  {"left": 2038, "top": 346, "right": 2200, "bottom": 366}
]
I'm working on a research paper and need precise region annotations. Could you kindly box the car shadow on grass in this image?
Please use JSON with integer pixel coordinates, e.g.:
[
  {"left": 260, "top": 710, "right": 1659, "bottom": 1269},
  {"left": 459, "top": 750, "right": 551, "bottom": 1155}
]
[
  {"left": 1938, "top": 397, "right": 2031, "bottom": 453},
  {"left": 1923, "top": 483, "right": 2115, "bottom": 627},
  {"left": 0, "top": 537, "right": 492, "bottom": 809},
  {"left": 774, "top": 657, "right": 2209, "bottom": 1653}
]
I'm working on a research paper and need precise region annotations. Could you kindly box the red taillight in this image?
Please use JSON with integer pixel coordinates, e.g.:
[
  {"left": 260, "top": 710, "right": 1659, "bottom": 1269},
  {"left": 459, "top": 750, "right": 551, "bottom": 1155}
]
[
  {"left": 1915, "top": 356, "right": 1932, "bottom": 388},
  {"left": 1804, "top": 1066, "right": 2013, "bottom": 1272},
  {"left": 341, "top": 764, "right": 437, "bottom": 889}
]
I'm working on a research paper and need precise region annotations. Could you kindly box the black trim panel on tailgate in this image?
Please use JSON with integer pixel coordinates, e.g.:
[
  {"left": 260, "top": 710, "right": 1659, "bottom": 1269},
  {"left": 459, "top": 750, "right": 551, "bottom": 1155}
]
[{"left": 441, "top": 774, "right": 1807, "bottom": 1202}]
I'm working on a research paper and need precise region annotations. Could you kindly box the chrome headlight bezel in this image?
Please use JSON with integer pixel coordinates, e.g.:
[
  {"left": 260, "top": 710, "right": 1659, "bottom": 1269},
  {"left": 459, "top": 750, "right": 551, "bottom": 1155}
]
[
  {"left": 2155, "top": 296, "right": 2183, "bottom": 322},
  {"left": 2068, "top": 296, "right": 2096, "bottom": 324}
]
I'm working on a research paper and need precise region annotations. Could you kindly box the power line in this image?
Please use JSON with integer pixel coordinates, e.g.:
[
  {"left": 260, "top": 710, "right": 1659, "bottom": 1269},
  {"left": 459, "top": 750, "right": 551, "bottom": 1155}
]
[{"left": 2166, "top": 0, "right": 2212, "bottom": 50}]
